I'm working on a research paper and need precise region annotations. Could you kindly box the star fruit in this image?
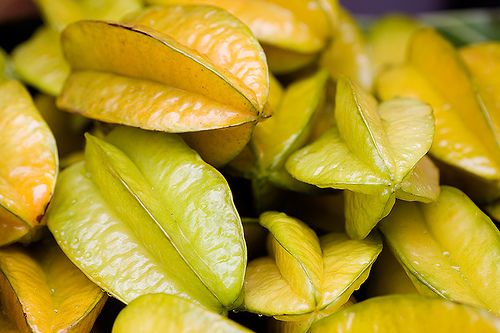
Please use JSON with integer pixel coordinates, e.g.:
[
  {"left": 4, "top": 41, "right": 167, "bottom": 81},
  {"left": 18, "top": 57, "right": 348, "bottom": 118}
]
[
  {"left": 366, "top": 14, "right": 423, "bottom": 76},
  {"left": 251, "top": 71, "right": 329, "bottom": 191},
  {"left": 230, "top": 70, "right": 329, "bottom": 210},
  {"left": 0, "top": 80, "right": 58, "bottom": 246},
  {"left": 243, "top": 211, "right": 382, "bottom": 331},
  {"left": 381, "top": 186, "right": 500, "bottom": 314},
  {"left": 0, "top": 239, "right": 106, "bottom": 332},
  {"left": 320, "top": 8, "right": 372, "bottom": 90},
  {"left": 113, "top": 294, "right": 253, "bottom": 333},
  {"left": 377, "top": 28, "right": 500, "bottom": 203},
  {"left": 147, "top": 0, "right": 339, "bottom": 73},
  {"left": 46, "top": 127, "right": 247, "bottom": 312},
  {"left": 34, "top": 0, "right": 142, "bottom": 32},
  {"left": 12, "top": 0, "right": 142, "bottom": 95},
  {"left": 286, "top": 78, "right": 439, "bottom": 239},
  {"left": 310, "top": 295, "right": 500, "bottom": 333},
  {"left": 459, "top": 42, "right": 500, "bottom": 218},
  {"left": 57, "top": 5, "right": 269, "bottom": 166}
]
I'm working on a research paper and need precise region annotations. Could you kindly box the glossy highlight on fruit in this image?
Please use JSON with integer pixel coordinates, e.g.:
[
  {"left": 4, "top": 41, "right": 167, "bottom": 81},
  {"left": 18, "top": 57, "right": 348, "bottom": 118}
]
[
  {"left": 126, "top": 5, "right": 269, "bottom": 111},
  {"left": 0, "top": 80, "right": 58, "bottom": 246},
  {"left": 57, "top": 5, "right": 270, "bottom": 165},
  {"left": 310, "top": 295, "right": 500, "bottom": 333},
  {"left": 148, "top": 0, "right": 337, "bottom": 74},
  {"left": 381, "top": 186, "right": 500, "bottom": 314},
  {"left": 47, "top": 127, "right": 246, "bottom": 312},
  {"left": 148, "top": 0, "right": 331, "bottom": 53},
  {"left": 286, "top": 78, "right": 438, "bottom": 238},
  {"left": 460, "top": 42, "right": 500, "bottom": 145},
  {"left": 0, "top": 239, "right": 106, "bottom": 332},
  {"left": 377, "top": 29, "right": 500, "bottom": 202},
  {"left": 112, "top": 294, "right": 253, "bottom": 333},
  {"left": 58, "top": 6, "right": 268, "bottom": 129},
  {"left": 244, "top": 212, "right": 381, "bottom": 324},
  {"left": 2, "top": 2, "right": 500, "bottom": 332}
]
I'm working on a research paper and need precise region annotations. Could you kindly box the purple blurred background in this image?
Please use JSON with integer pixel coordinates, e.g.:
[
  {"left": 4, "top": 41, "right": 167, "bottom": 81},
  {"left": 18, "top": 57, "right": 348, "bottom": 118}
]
[{"left": 341, "top": 0, "right": 498, "bottom": 14}]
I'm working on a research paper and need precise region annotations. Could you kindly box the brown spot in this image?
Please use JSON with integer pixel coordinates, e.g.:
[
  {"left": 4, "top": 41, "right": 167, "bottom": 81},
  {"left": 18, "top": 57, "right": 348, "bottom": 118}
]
[{"left": 43, "top": 201, "right": 50, "bottom": 214}]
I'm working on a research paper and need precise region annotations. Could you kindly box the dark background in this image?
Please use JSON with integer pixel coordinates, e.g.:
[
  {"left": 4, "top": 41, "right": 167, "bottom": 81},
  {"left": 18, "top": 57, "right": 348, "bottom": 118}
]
[{"left": 342, "top": 0, "right": 499, "bottom": 14}]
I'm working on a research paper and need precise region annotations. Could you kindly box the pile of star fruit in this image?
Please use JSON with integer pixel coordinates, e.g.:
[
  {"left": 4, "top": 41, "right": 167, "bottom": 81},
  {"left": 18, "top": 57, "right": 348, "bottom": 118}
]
[{"left": 1, "top": 0, "right": 500, "bottom": 332}]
